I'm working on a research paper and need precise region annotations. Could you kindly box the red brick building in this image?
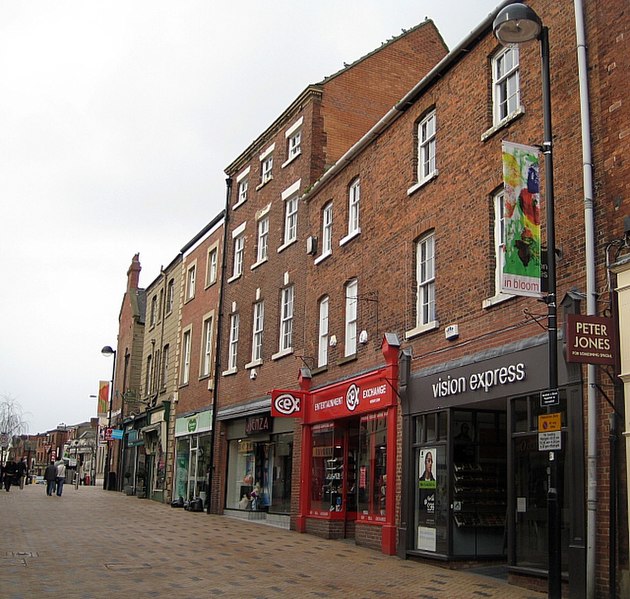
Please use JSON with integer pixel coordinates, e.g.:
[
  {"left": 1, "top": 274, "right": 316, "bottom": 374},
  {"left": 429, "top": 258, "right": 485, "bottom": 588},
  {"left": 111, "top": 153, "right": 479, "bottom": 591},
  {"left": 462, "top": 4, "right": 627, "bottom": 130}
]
[
  {"left": 172, "top": 214, "right": 224, "bottom": 506},
  {"left": 211, "top": 20, "right": 449, "bottom": 526},
  {"left": 287, "top": 0, "right": 627, "bottom": 596}
]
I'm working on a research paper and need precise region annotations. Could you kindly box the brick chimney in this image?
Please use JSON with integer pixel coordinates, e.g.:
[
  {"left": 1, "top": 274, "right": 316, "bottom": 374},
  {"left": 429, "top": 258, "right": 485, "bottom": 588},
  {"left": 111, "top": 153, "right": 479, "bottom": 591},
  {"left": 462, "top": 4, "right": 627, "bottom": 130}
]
[{"left": 127, "top": 253, "right": 141, "bottom": 291}]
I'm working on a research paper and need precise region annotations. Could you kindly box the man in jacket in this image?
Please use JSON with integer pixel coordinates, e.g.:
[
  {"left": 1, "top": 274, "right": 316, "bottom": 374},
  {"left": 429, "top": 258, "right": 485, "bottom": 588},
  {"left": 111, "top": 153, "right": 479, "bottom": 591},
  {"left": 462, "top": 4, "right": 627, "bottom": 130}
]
[{"left": 44, "top": 460, "right": 57, "bottom": 496}]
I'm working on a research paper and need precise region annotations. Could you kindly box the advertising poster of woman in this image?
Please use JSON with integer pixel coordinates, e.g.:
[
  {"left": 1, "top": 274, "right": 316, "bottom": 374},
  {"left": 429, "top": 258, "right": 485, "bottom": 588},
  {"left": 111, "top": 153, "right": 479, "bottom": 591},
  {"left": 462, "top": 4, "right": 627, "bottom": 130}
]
[{"left": 418, "top": 448, "right": 437, "bottom": 551}]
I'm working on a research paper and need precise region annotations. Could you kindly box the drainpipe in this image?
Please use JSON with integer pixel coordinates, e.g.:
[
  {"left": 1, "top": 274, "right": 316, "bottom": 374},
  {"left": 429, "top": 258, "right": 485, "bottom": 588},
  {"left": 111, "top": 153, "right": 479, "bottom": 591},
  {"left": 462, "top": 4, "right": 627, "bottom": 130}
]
[
  {"left": 573, "top": 2, "right": 597, "bottom": 597},
  {"left": 206, "top": 177, "right": 232, "bottom": 514}
]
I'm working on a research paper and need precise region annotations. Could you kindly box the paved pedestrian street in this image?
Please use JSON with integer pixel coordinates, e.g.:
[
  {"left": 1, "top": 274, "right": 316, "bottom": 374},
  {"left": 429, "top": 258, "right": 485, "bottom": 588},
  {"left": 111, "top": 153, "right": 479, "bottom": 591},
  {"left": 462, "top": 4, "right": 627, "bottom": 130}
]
[{"left": 0, "top": 484, "right": 545, "bottom": 598}]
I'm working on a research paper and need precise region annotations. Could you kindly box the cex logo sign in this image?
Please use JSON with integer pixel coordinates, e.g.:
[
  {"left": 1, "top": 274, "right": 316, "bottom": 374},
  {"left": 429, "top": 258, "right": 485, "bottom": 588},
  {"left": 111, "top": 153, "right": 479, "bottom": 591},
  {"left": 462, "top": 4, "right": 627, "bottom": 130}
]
[{"left": 273, "top": 393, "right": 301, "bottom": 416}]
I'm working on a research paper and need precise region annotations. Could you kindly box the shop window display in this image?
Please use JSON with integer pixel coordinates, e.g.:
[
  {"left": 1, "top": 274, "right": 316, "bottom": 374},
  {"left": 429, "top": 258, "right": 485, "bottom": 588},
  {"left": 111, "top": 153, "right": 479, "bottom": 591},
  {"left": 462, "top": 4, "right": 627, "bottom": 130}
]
[
  {"left": 357, "top": 412, "right": 387, "bottom": 519},
  {"left": 310, "top": 421, "right": 359, "bottom": 517},
  {"left": 226, "top": 434, "right": 292, "bottom": 513}
]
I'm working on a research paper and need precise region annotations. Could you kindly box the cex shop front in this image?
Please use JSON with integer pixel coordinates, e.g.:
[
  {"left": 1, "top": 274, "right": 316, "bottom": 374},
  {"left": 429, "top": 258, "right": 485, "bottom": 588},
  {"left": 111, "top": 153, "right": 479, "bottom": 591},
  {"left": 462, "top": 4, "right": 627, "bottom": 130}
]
[{"left": 272, "top": 337, "right": 399, "bottom": 554}]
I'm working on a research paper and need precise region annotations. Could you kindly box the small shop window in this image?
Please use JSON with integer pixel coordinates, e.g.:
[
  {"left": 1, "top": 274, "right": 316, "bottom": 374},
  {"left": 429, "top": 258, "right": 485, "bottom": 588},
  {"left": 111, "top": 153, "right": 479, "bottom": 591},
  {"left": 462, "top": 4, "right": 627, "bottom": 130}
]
[
  {"left": 311, "top": 423, "right": 338, "bottom": 511},
  {"left": 357, "top": 412, "right": 387, "bottom": 519},
  {"left": 415, "top": 412, "right": 448, "bottom": 443}
]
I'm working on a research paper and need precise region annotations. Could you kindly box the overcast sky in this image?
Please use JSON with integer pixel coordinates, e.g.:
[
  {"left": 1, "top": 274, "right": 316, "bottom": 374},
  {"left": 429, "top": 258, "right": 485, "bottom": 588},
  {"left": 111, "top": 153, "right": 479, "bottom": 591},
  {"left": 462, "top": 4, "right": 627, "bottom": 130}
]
[{"left": 0, "top": 0, "right": 501, "bottom": 435}]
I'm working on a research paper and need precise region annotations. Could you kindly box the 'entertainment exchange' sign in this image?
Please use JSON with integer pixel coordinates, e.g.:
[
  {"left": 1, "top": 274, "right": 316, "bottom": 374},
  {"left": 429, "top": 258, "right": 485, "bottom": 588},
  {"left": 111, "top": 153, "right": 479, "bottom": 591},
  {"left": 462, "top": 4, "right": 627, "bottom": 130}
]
[{"left": 407, "top": 343, "right": 554, "bottom": 412}]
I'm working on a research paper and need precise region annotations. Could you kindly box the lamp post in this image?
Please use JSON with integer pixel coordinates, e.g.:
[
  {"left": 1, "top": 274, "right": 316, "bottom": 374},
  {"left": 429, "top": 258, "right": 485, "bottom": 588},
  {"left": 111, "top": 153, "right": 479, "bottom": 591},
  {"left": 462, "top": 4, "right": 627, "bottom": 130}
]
[
  {"left": 493, "top": 4, "right": 561, "bottom": 598},
  {"left": 101, "top": 345, "right": 117, "bottom": 491}
]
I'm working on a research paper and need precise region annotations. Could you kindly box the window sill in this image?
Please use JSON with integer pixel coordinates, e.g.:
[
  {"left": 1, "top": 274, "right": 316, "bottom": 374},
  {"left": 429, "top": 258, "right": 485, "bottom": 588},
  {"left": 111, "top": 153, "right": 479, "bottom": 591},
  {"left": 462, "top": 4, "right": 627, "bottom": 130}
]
[
  {"left": 250, "top": 257, "right": 268, "bottom": 271},
  {"left": 338, "top": 353, "right": 357, "bottom": 366},
  {"left": 314, "top": 250, "right": 332, "bottom": 265},
  {"left": 340, "top": 229, "right": 361, "bottom": 247},
  {"left": 245, "top": 359, "right": 263, "bottom": 370},
  {"left": 405, "top": 320, "right": 439, "bottom": 340},
  {"left": 227, "top": 273, "right": 242, "bottom": 284},
  {"left": 282, "top": 151, "right": 301, "bottom": 168},
  {"left": 407, "top": 170, "right": 438, "bottom": 196},
  {"left": 204, "top": 280, "right": 217, "bottom": 290},
  {"left": 232, "top": 198, "right": 246, "bottom": 211},
  {"left": 256, "top": 176, "right": 273, "bottom": 191},
  {"left": 311, "top": 365, "right": 328, "bottom": 376},
  {"left": 481, "top": 106, "right": 525, "bottom": 142},
  {"left": 277, "top": 238, "right": 297, "bottom": 254},
  {"left": 222, "top": 368, "right": 237, "bottom": 377},
  {"left": 482, "top": 292, "right": 514, "bottom": 309},
  {"left": 272, "top": 348, "right": 293, "bottom": 361}
]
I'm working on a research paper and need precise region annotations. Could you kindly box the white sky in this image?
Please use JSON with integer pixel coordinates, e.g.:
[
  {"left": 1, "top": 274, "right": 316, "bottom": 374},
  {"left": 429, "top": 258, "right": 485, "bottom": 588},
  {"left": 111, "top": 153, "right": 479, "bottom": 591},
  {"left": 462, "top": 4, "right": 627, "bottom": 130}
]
[{"left": 0, "top": 0, "right": 501, "bottom": 434}]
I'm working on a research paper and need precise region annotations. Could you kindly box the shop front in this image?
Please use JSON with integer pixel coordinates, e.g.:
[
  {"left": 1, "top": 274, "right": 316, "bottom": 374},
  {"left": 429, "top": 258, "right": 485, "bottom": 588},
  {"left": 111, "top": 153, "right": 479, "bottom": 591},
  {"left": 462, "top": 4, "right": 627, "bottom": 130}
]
[
  {"left": 272, "top": 334, "right": 400, "bottom": 555},
  {"left": 398, "top": 336, "right": 584, "bottom": 588},
  {"left": 173, "top": 409, "right": 212, "bottom": 508},
  {"left": 121, "top": 417, "right": 147, "bottom": 496},
  {"left": 219, "top": 402, "right": 295, "bottom": 526},
  {"left": 141, "top": 402, "right": 170, "bottom": 503}
]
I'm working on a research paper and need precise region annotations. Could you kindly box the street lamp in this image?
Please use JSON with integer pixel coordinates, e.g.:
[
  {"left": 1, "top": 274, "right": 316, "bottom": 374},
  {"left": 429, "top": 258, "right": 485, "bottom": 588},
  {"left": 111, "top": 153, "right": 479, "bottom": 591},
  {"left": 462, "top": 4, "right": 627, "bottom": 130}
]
[
  {"left": 101, "top": 345, "right": 117, "bottom": 491},
  {"left": 493, "top": 4, "right": 560, "bottom": 598}
]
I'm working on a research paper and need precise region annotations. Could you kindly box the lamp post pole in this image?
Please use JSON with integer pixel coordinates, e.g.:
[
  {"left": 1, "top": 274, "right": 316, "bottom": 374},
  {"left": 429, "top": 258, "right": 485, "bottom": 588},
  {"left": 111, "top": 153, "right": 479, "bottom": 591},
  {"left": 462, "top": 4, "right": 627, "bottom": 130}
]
[
  {"left": 101, "top": 346, "right": 117, "bottom": 491},
  {"left": 493, "top": 4, "right": 560, "bottom": 598}
]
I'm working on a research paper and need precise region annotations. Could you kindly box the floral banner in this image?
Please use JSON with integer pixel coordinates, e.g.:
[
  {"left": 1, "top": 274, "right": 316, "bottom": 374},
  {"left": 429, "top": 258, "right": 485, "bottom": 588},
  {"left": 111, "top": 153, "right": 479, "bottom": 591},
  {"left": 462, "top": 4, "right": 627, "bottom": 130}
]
[{"left": 501, "top": 141, "right": 542, "bottom": 297}]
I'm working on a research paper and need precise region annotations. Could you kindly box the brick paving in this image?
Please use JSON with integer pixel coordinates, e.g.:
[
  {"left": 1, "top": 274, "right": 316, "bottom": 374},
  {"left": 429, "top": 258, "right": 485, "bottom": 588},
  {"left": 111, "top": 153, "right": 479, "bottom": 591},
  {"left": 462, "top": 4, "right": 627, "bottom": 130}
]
[{"left": 0, "top": 484, "right": 545, "bottom": 598}]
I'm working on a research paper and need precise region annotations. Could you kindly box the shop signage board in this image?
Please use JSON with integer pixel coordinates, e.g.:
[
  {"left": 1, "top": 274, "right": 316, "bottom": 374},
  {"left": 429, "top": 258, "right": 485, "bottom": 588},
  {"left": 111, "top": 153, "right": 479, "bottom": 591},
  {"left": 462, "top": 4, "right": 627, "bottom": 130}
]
[
  {"left": 538, "top": 413, "right": 561, "bottom": 432},
  {"left": 538, "top": 431, "right": 562, "bottom": 451},
  {"left": 111, "top": 429, "right": 124, "bottom": 440},
  {"left": 540, "top": 389, "right": 559, "bottom": 407},
  {"left": 565, "top": 314, "right": 615, "bottom": 365},
  {"left": 271, "top": 368, "right": 394, "bottom": 424}
]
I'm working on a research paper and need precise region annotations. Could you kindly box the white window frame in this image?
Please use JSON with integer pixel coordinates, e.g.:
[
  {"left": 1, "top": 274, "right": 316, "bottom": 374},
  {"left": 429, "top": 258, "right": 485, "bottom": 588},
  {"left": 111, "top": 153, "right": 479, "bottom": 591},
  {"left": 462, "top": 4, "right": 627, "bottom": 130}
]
[
  {"left": 283, "top": 116, "right": 303, "bottom": 167},
  {"left": 224, "top": 313, "right": 239, "bottom": 374},
  {"left": 251, "top": 301, "right": 265, "bottom": 364},
  {"left": 279, "top": 286, "right": 294, "bottom": 353},
  {"left": 322, "top": 202, "right": 333, "bottom": 256},
  {"left": 417, "top": 233, "right": 436, "bottom": 327},
  {"left": 256, "top": 215, "right": 269, "bottom": 264},
  {"left": 206, "top": 248, "right": 218, "bottom": 286},
  {"left": 345, "top": 279, "right": 358, "bottom": 357},
  {"left": 232, "top": 234, "right": 244, "bottom": 278},
  {"left": 418, "top": 110, "right": 437, "bottom": 183},
  {"left": 284, "top": 195, "right": 298, "bottom": 245},
  {"left": 493, "top": 46, "right": 520, "bottom": 125},
  {"left": 341, "top": 178, "right": 361, "bottom": 245},
  {"left": 259, "top": 144, "right": 275, "bottom": 186},
  {"left": 181, "top": 329, "right": 191, "bottom": 385},
  {"left": 201, "top": 316, "right": 213, "bottom": 377},
  {"left": 318, "top": 296, "right": 329, "bottom": 367},
  {"left": 483, "top": 189, "right": 514, "bottom": 308},
  {"left": 234, "top": 166, "right": 250, "bottom": 209},
  {"left": 186, "top": 264, "right": 196, "bottom": 301}
]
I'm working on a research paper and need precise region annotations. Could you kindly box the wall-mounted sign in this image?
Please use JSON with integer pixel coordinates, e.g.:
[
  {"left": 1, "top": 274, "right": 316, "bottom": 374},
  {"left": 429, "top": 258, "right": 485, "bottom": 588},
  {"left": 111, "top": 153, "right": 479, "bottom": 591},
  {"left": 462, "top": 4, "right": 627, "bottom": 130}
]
[
  {"left": 565, "top": 314, "right": 615, "bottom": 365},
  {"left": 245, "top": 413, "right": 271, "bottom": 435}
]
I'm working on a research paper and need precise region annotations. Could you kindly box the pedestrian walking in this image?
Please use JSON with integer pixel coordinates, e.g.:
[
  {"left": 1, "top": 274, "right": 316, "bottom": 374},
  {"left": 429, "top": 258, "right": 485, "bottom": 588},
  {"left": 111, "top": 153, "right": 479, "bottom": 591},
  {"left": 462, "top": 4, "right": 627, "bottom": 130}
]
[
  {"left": 55, "top": 458, "right": 66, "bottom": 496},
  {"left": 17, "top": 457, "right": 28, "bottom": 489},
  {"left": 3, "top": 459, "right": 18, "bottom": 492},
  {"left": 44, "top": 460, "right": 57, "bottom": 496}
]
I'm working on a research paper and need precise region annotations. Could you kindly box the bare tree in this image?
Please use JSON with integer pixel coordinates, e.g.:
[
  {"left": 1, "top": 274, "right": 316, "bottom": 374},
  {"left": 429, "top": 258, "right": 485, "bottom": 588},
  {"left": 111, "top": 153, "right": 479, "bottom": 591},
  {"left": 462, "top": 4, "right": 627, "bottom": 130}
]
[{"left": 0, "top": 394, "right": 29, "bottom": 442}]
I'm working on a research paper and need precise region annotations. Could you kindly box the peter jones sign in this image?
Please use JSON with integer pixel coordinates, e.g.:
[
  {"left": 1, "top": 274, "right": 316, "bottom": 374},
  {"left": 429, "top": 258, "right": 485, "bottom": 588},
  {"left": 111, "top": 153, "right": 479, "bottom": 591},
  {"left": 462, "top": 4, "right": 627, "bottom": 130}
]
[{"left": 565, "top": 314, "right": 615, "bottom": 365}]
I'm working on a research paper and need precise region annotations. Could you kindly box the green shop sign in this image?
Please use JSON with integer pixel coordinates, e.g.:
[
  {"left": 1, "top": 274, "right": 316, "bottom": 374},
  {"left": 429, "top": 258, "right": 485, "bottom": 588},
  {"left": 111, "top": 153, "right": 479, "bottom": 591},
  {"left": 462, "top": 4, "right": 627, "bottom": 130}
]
[{"left": 175, "top": 410, "right": 212, "bottom": 437}]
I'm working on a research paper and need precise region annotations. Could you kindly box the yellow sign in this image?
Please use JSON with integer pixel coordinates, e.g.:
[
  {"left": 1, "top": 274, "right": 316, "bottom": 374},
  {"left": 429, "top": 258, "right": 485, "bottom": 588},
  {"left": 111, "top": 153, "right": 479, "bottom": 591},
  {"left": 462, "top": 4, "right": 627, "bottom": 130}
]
[{"left": 538, "top": 413, "right": 562, "bottom": 432}]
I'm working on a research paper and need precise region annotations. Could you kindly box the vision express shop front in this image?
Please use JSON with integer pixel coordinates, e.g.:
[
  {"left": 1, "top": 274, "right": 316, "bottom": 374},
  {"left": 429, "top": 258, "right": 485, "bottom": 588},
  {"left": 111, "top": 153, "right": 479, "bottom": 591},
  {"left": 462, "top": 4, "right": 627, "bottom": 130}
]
[{"left": 397, "top": 336, "right": 585, "bottom": 586}]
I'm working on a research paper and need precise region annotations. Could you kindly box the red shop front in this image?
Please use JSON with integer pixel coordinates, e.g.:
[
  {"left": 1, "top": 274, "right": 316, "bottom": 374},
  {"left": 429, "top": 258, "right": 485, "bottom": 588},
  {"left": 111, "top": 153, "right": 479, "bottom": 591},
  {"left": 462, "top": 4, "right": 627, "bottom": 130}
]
[{"left": 272, "top": 335, "right": 399, "bottom": 555}]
